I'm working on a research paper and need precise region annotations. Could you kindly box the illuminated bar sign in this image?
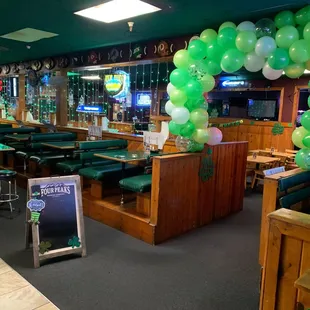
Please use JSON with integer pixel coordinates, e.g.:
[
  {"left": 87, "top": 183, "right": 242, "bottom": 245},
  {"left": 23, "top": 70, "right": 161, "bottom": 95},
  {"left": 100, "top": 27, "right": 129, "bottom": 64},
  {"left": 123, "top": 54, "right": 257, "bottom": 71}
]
[
  {"left": 76, "top": 105, "right": 103, "bottom": 113},
  {"left": 104, "top": 70, "right": 130, "bottom": 99},
  {"left": 221, "top": 80, "right": 248, "bottom": 88}
]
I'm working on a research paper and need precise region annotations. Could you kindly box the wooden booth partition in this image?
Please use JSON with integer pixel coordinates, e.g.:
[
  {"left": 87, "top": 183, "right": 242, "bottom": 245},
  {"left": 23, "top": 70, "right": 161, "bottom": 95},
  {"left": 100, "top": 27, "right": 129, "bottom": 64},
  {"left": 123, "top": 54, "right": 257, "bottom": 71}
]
[
  {"left": 260, "top": 209, "right": 310, "bottom": 310},
  {"left": 151, "top": 141, "right": 248, "bottom": 244}
]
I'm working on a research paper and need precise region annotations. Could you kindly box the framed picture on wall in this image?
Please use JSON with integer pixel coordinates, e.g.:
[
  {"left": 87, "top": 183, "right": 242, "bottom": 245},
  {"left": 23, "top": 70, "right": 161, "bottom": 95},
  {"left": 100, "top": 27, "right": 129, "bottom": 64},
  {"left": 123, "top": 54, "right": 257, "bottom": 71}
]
[{"left": 222, "top": 103, "right": 230, "bottom": 116}]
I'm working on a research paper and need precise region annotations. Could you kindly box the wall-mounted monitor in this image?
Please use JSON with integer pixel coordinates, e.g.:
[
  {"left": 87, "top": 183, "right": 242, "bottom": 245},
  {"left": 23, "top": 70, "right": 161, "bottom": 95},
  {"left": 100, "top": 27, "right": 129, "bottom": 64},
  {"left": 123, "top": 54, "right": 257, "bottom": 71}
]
[
  {"left": 136, "top": 92, "right": 152, "bottom": 106},
  {"left": 247, "top": 99, "right": 278, "bottom": 120}
]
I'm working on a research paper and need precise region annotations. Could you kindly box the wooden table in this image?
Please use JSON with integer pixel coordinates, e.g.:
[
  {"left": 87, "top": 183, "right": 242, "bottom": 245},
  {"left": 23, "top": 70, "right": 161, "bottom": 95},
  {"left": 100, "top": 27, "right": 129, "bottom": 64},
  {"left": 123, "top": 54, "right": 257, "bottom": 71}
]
[
  {"left": 249, "top": 149, "right": 295, "bottom": 159},
  {"left": 0, "top": 144, "right": 15, "bottom": 152},
  {"left": 247, "top": 155, "right": 280, "bottom": 170},
  {"left": 4, "top": 134, "right": 30, "bottom": 142},
  {"left": 41, "top": 141, "right": 77, "bottom": 150},
  {"left": 0, "top": 258, "right": 59, "bottom": 309}
]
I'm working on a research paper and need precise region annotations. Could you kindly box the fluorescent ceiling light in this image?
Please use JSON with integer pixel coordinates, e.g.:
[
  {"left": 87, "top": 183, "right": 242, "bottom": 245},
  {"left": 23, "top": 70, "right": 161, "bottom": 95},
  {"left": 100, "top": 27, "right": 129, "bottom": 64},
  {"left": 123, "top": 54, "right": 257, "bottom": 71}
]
[
  {"left": 87, "top": 67, "right": 113, "bottom": 71},
  {"left": 74, "top": 0, "right": 161, "bottom": 23},
  {"left": 81, "top": 76, "right": 101, "bottom": 80},
  {"left": 1, "top": 28, "right": 58, "bottom": 43}
]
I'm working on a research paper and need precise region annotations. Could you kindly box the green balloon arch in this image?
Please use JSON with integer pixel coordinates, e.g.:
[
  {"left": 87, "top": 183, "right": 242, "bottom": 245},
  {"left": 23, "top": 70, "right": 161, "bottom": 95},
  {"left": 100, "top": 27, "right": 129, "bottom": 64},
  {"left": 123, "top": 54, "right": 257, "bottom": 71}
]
[{"left": 166, "top": 5, "right": 310, "bottom": 170}]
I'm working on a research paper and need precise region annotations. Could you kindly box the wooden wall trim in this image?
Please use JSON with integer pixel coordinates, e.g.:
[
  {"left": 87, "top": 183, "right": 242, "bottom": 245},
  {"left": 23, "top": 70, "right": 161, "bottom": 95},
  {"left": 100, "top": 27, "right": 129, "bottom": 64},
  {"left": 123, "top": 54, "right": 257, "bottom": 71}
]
[{"left": 17, "top": 74, "right": 25, "bottom": 121}]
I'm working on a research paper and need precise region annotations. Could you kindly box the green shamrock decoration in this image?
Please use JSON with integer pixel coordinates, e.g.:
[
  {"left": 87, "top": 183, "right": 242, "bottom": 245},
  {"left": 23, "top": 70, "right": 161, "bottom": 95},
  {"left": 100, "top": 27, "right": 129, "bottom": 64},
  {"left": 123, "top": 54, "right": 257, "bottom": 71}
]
[
  {"left": 39, "top": 241, "right": 52, "bottom": 254},
  {"left": 288, "top": 123, "right": 293, "bottom": 128},
  {"left": 199, "top": 148, "right": 214, "bottom": 182},
  {"left": 250, "top": 121, "right": 255, "bottom": 125},
  {"left": 68, "top": 236, "right": 81, "bottom": 248},
  {"left": 272, "top": 123, "right": 284, "bottom": 136}
]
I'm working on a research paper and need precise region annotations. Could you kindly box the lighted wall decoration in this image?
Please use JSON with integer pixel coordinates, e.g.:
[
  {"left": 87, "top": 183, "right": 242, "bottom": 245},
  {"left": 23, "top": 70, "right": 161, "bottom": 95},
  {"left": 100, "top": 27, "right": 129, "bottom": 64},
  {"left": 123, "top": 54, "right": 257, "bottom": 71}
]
[{"left": 104, "top": 70, "right": 130, "bottom": 99}]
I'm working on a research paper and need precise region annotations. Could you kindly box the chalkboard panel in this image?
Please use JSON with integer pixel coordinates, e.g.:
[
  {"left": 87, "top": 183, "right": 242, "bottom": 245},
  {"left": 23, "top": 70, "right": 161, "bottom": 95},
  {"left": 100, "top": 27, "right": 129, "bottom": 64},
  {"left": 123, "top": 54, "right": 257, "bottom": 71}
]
[{"left": 26, "top": 176, "right": 86, "bottom": 268}]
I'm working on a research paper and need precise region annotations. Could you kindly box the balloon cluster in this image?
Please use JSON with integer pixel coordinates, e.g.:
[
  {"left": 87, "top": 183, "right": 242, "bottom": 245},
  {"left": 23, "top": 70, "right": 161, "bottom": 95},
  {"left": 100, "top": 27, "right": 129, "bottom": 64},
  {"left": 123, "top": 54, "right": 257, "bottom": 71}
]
[
  {"left": 166, "top": 5, "right": 310, "bottom": 150},
  {"left": 292, "top": 95, "right": 310, "bottom": 170}
]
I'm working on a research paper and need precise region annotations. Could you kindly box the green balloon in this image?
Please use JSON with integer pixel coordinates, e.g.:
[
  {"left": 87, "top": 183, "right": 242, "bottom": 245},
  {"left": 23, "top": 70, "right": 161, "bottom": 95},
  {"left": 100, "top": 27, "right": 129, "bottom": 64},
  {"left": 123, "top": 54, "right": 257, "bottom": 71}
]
[
  {"left": 268, "top": 48, "right": 290, "bottom": 69},
  {"left": 302, "top": 133, "right": 310, "bottom": 148},
  {"left": 301, "top": 110, "right": 310, "bottom": 131},
  {"left": 206, "top": 40, "right": 225, "bottom": 62},
  {"left": 200, "top": 74, "right": 215, "bottom": 92},
  {"left": 275, "top": 26, "right": 299, "bottom": 49},
  {"left": 185, "top": 79, "right": 203, "bottom": 99},
  {"left": 201, "top": 59, "right": 222, "bottom": 76},
  {"left": 188, "top": 39, "right": 206, "bottom": 60},
  {"left": 190, "top": 108, "right": 209, "bottom": 128},
  {"left": 219, "top": 21, "right": 236, "bottom": 31},
  {"left": 289, "top": 39, "right": 309, "bottom": 63},
  {"left": 275, "top": 11, "right": 295, "bottom": 28},
  {"left": 187, "top": 140, "right": 205, "bottom": 152},
  {"left": 173, "top": 50, "right": 190, "bottom": 69},
  {"left": 295, "top": 148, "right": 310, "bottom": 170},
  {"left": 221, "top": 49, "right": 245, "bottom": 73},
  {"left": 168, "top": 121, "right": 183, "bottom": 135},
  {"left": 169, "top": 89, "right": 188, "bottom": 107},
  {"left": 308, "top": 95, "right": 310, "bottom": 108},
  {"left": 295, "top": 5, "right": 310, "bottom": 26},
  {"left": 170, "top": 69, "right": 190, "bottom": 88},
  {"left": 297, "top": 25, "right": 304, "bottom": 38},
  {"left": 235, "top": 31, "right": 257, "bottom": 53},
  {"left": 284, "top": 62, "right": 305, "bottom": 78},
  {"left": 303, "top": 22, "right": 310, "bottom": 40},
  {"left": 192, "top": 129, "right": 209, "bottom": 144},
  {"left": 292, "top": 126, "right": 309, "bottom": 148},
  {"left": 217, "top": 27, "right": 237, "bottom": 49},
  {"left": 185, "top": 98, "right": 205, "bottom": 112},
  {"left": 200, "top": 29, "right": 217, "bottom": 44},
  {"left": 180, "top": 121, "right": 196, "bottom": 138}
]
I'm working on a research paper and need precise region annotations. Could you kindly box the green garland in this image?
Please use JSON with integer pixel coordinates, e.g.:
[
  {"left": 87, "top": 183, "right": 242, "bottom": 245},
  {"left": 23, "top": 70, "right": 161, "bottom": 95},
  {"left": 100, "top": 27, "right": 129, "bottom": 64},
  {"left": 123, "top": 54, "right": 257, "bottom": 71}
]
[{"left": 209, "top": 120, "right": 243, "bottom": 128}]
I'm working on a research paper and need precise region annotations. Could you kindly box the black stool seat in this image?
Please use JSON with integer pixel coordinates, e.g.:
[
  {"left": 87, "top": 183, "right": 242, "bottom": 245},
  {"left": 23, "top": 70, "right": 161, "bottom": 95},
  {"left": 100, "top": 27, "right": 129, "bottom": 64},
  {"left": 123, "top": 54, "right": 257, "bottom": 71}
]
[{"left": 0, "top": 170, "right": 17, "bottom": 181}]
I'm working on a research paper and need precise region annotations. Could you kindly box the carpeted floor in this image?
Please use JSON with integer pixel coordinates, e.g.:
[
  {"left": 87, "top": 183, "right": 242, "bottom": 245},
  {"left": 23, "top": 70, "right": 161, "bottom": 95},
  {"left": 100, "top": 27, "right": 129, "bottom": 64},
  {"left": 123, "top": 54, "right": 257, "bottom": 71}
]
[{"left": 0, "top": 188, "right": 262, "bottom": 310}]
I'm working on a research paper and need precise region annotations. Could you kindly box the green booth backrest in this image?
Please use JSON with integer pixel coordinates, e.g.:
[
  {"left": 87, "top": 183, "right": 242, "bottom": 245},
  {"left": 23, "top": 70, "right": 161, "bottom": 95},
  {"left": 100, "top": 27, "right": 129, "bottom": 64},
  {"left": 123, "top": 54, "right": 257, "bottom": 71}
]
[
  {"left": 0, "top": 127, "right": 36, "bottom": 134},
  {"left": 79, "top": 151, "right": 108, "bottom": 161},
  {"left": 0, "top": 124, "right": 12, "bottom": 128},
  {"left": 78, "top": 139, "right": 128, "bottom": 150},
  {"left": 30, "top": 132, "right": 77, "bottom": 142},
  {"left": 280, "top": 187, "right": 310, "bottom": 209},
  {"left": 278, "top": 171, "right": 310, "bottom": 192}
]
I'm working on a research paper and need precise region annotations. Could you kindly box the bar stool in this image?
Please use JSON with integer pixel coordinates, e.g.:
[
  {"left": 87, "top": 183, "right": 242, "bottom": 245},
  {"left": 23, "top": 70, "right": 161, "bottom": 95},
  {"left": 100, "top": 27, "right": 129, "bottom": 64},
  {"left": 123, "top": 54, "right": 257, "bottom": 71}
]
[{"left": 0, "top": 170, "right": 19, "bottom": 218}]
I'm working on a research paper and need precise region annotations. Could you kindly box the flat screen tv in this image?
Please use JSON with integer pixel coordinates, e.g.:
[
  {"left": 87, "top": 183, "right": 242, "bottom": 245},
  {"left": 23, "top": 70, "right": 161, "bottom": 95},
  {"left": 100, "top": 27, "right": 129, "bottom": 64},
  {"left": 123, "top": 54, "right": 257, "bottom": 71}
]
[
  {"left": 247, "top": 99, "right": 278, "bottom": 120},
  {"left": 160, "top": 98, "right": 169, "bottom": 115},
  {"left": 136, "top": 92, "right": 152, "bottom": 106}
]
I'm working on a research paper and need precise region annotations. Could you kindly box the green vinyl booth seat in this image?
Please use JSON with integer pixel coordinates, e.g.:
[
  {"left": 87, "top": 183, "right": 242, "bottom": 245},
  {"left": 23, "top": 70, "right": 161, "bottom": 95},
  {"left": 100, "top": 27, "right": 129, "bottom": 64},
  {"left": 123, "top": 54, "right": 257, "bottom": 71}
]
[
  {"left": 119, "top": 174, "right": 152, "bottom": 193},
  {"left": 77, "top": 139, "right": 127, "bottom": 150},
  {"left": 29, "top": 132, "right": 77, "bottom": 142},
  {"left": 79, "top": 164, "right": 143, "bottom": 181},
  {"left": 0, "top": 127, "right": 36, "bottom": 134},
  {"left": 29, "top": 154, "right": 67, "bottom": 166}
]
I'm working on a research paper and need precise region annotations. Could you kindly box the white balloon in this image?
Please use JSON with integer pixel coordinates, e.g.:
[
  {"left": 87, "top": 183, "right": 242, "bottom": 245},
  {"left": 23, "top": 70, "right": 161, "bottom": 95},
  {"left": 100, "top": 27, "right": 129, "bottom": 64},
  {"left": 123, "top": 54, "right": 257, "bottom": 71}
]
[
  {"left": 171, "top": 107, "right": 190, "bottom": 125},
  {"left": 244, "top": 51, "right": 265, "bottom": 72},
  {"left": 262, "top": 62, "right": 283, "bottom": 80},
  {"left": 167, "top": 83, "right": 176, "bottom": 95},
  {"left": 237, "top": 21, "right": 256, "bottom": 32},
  {"left": 165, "top": 100, "right": 176, "bottom": 116},
  {"left": 255, "top": 36, "right": 277, "bottom": 58}
]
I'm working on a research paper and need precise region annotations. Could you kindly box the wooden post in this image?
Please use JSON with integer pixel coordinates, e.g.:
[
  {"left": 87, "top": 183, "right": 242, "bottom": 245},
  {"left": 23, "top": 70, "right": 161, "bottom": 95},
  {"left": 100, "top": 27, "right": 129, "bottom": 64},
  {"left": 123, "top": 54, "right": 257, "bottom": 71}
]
[
  {"left": 55, "top": 70, "right": 68, "bottom": 126},
  {"left": 17, "top": 74, "right": 26, "bottom": 121}
]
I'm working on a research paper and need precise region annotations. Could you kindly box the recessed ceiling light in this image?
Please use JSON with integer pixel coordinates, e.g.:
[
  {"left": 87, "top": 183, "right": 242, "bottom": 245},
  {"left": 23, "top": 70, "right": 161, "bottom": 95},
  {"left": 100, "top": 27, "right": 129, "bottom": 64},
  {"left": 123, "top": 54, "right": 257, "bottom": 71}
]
[
  {"left": 74, "top": 0, "right": 161, "bottom": 23},
  {"left": 81, "top": 76, "right": 101, "bottom": 80},
  {"left": 87, "top": 67, "right": 113, "bottom": 71},
  {"left": 0, "top": 28, "right": 58, "bottom": 43}
]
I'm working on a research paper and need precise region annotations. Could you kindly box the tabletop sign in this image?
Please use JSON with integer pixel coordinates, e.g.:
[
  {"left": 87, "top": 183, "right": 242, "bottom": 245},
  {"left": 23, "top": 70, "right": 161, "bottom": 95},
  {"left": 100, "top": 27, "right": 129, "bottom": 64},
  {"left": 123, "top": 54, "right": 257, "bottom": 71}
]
[
  {"left": 263, "top": 166, "right": 285, "bottom": 176},
  {"left": 25, "top": 175, "right": 86, "bottom": 268},
  {"left": 88, "top": 125, "right": 102, "bottom": 140},
  {"left": 143, "top": 132, "right": 166, "bottom": 150}
]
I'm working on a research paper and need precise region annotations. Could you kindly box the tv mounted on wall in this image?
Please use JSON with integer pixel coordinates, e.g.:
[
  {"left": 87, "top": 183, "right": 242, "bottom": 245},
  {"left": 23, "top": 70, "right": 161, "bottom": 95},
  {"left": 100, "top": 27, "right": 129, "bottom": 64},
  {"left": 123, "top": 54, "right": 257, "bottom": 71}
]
[{"left": 247, "top": 99, "right": 278, "bottom": 120}]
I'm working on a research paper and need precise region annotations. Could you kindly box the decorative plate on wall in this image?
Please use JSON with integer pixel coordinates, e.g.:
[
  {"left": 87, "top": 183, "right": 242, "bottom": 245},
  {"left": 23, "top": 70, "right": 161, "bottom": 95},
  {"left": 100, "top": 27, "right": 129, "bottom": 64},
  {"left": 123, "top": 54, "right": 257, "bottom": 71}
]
[
  {"left": 58, "top": 56, "right": 69, "bottom": 68},
  {"left": 88, "top": 51, "right": 99, "bottom": 65},
  {"left": 27, "top": 69, "right": 38, "bottom": 87},
  {"left": 44, "top": 58, "right": 55, "bottom": 70},
  {"left": 155, "top": 40, "right": 173, "bottom": 57},
  {"left": 108, "top": 48, "right": 120, "bottom": 62},
  {"left": 11, "top": 63, "right": 19, "bottom": 74},
  {"left": 2, "top": 65, "right": 10, "bottom": 74},
  {"left": 31, "top": 60, "right": 42, "bottom": 71}
]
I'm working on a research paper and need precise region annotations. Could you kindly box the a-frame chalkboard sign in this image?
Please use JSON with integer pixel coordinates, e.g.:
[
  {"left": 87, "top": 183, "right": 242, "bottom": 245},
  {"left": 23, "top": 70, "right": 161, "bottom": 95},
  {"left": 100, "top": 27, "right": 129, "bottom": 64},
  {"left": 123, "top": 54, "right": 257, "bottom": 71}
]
[{"left": 25, "top": 175, "right": 86, "bottom": 268}]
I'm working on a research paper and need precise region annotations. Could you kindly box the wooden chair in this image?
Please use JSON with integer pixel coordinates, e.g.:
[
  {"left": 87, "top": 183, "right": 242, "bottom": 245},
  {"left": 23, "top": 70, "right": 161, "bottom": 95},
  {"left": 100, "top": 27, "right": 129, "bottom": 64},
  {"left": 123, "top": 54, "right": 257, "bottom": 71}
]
[
  {"left": 285, "top": 149, "right": 298, "bottom": 154},
  {"left": 265, "top": 148, "right": 278, "bottom": 152},
  {"left": 245, "top": 166, "right": 254, "bottom": 189},
  {"left": 251, "top": 161, "right": 278, "bottom": 189},
  {"left": 274, "top": 155, "right": 288, "bottom": 168}
]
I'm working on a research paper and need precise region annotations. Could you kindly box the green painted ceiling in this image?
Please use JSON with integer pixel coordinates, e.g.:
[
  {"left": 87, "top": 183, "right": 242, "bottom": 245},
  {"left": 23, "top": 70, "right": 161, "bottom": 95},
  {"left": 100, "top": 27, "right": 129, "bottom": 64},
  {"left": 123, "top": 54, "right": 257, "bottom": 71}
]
[{"left": 0, "top": 0, "right": 306, "bottom": 65}]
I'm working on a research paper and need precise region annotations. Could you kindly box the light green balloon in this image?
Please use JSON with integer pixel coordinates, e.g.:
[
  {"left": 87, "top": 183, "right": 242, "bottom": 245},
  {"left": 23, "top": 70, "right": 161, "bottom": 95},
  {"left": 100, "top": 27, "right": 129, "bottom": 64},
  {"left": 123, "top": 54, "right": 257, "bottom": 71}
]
[
  {"left": 275, "top": 26, "right": 299, "bottom": 48},
  {"left": 221, "top": 49, "right": 245, "bottom": 73},
  {"left": 289, "top": 39, "right": 309, "bottom": 63},
  {"left": 192, "top": 129, "right": 210, "bottom": 144},
  {"left": 169, "top": 89, "right": 188, "bottom": 107},
  {"left": 303, "top": 22, "right": 310, "bottom": 40},
  {"left": 200, "top": 29, "right": 218, "bottom": 44},
  {"left": 219, "top": 21, "right": 236, "bottom": 32},
  {"left": 173, "top": 50, "right": 190, "bottom": 69},
  {"left": 274, "top": 11, "right": 295, "bottom": 29},
  {"left": 292, "top": 126, "right": 309, "bottom": 148},
  {"left": 295, "top": 148, "right": 310, "bottom": 170},
  {"left": 190, "top": 108, "right": 209, "bottom": 128},
  {"left": 200, "top": 74, "right": 215, "bottom": 92},
  {"left": 284, "top": 62, "right": 305, "bottom": 78},
  {"left": 217, "top": 28, "right": 237, "bottom": 49},
  {"left": 235, "top": 31, "right": 257, "bottom": 53}
]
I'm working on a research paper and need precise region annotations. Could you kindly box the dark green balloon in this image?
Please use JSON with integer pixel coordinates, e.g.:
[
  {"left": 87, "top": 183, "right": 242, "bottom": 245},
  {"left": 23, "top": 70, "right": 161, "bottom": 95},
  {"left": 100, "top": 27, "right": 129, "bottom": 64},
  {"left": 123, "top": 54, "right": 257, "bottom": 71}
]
[
  {"left": 275, "top": 11, "right": 295, "bottom": 28},
  {"left": 168, "top": 121, "right": 183, "bottom": 135},
  {"left": 206, "top": 40, "right": 225, "bottom": 63},
  {"left": 301, "top": 110, "right": 310, "bottom": 131},
  {"left": 180, "top": 121, "right": 196, "bottom": 138},
  {"left": 268, "top": 48, "right": 290, "bottom": 69},
  {"left": 217, "top": 27, "right": 237, "bottom": 49},
  {"left": 302, "top": 133, "right": 310, "bottom": 148}
]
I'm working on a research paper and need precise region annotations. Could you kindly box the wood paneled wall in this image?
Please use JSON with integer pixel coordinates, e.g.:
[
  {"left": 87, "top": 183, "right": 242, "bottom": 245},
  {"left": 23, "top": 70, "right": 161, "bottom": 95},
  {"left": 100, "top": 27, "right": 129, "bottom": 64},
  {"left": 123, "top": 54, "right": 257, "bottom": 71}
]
[
  {"left": 260, "top": 209, "right": 310, "bottom": 310},
  {"left": 151, "top": 141, "right": 248, "bottom": 244}
]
